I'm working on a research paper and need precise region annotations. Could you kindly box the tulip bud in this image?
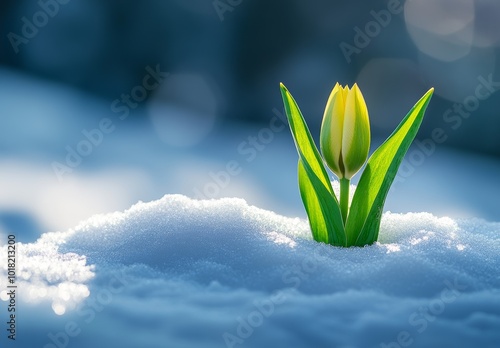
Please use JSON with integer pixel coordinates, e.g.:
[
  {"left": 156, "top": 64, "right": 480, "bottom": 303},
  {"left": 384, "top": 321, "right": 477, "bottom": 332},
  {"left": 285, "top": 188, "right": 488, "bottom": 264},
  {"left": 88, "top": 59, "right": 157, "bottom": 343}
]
[{"left": 320, "top": 83, "right": 371, "bottom": 179}]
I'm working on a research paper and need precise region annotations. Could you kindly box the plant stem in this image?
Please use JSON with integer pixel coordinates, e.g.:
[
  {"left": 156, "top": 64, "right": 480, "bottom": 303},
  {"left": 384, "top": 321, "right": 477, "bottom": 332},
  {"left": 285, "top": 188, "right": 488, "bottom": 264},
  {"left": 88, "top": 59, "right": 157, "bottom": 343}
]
[{"left": 340, "top": 178, "right": 350, "bottom": 225}]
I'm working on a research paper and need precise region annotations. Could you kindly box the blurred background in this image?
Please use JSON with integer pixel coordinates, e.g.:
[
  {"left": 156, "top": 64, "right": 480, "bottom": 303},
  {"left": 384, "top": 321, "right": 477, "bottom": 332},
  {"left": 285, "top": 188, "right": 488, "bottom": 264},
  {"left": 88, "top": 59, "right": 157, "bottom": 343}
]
[{"left": 0, "top": 0, "right": 499, "bottom": 242}]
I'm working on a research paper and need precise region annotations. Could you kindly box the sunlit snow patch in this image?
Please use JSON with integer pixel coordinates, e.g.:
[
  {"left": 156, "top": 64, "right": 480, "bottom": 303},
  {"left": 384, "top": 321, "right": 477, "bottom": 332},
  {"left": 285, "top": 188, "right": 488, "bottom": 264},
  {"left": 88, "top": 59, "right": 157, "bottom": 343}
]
[{"left": 0, "top": 236, "right": 94, "bottom": 315}]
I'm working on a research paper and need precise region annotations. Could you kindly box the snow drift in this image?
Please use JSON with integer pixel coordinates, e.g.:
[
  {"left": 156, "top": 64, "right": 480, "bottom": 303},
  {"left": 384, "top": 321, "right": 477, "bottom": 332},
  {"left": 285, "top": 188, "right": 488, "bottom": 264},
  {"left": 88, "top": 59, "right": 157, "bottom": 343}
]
[{"left": 2, "top": 194, "right": 500, "bottom": 348}]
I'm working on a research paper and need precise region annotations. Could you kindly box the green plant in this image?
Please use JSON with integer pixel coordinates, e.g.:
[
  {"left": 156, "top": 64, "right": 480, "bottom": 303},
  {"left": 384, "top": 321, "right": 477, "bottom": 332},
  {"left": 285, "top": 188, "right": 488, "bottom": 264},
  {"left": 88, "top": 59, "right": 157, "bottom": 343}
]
[{"left": 280, "top": 82, "right": 434, "bottom": 247}]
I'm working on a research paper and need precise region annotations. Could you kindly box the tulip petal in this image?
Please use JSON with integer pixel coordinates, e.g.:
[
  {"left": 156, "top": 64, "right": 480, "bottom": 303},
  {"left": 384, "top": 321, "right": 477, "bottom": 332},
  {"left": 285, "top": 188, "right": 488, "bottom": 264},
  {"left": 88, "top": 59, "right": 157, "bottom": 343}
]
[
  {"left": 342, "top": 83, "right": 371, "bottom": 179},
  {"left": 320, "top": 83, "right": 346, "bottom": 178}
]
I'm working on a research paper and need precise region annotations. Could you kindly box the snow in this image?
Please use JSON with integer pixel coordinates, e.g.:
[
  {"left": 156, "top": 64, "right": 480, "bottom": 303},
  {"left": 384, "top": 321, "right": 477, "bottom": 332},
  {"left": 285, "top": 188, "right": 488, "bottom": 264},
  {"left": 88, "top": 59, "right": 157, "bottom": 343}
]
[{"left": 3, "top": 193, "right": 500, "bottom": 347}]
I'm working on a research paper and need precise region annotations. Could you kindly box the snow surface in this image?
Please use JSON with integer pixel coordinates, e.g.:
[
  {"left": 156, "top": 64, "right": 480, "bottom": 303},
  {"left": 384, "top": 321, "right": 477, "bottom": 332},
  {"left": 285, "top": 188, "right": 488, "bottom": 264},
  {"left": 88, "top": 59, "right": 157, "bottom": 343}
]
[{"left": 2, "top": 193, "right": 500, "bottom": 348}]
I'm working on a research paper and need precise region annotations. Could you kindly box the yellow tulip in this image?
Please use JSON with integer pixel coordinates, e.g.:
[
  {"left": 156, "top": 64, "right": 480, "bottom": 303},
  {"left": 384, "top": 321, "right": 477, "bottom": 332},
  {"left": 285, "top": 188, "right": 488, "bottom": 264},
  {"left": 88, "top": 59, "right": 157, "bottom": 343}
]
[{"left": 320, "top": 83, "right": 371, "bottom": 180}]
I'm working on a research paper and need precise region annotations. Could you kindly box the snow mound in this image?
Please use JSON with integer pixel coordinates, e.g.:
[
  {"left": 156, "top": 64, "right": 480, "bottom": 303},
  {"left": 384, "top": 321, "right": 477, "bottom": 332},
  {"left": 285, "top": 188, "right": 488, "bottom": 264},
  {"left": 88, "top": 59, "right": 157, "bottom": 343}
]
[
  {"left": 55, "top": 194, "right": 500, "bottom": 295},
  {"left": 6, "top": 194, "right": 500, "bottom": 347}
]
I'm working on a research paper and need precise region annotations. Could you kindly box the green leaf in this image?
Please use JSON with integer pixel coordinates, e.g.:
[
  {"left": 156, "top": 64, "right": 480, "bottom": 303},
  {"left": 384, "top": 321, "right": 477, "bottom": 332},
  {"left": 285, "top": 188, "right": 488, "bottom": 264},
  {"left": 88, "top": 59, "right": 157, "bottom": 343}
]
[
  {"left": 298, "top": 159, "right": 346, "bottom": 244},
  {"left": 280, "top": 83, "right": 346, "bottom": 246},
  {"left": 345, "top": 88, "right": 434, "bottom": 246}
]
